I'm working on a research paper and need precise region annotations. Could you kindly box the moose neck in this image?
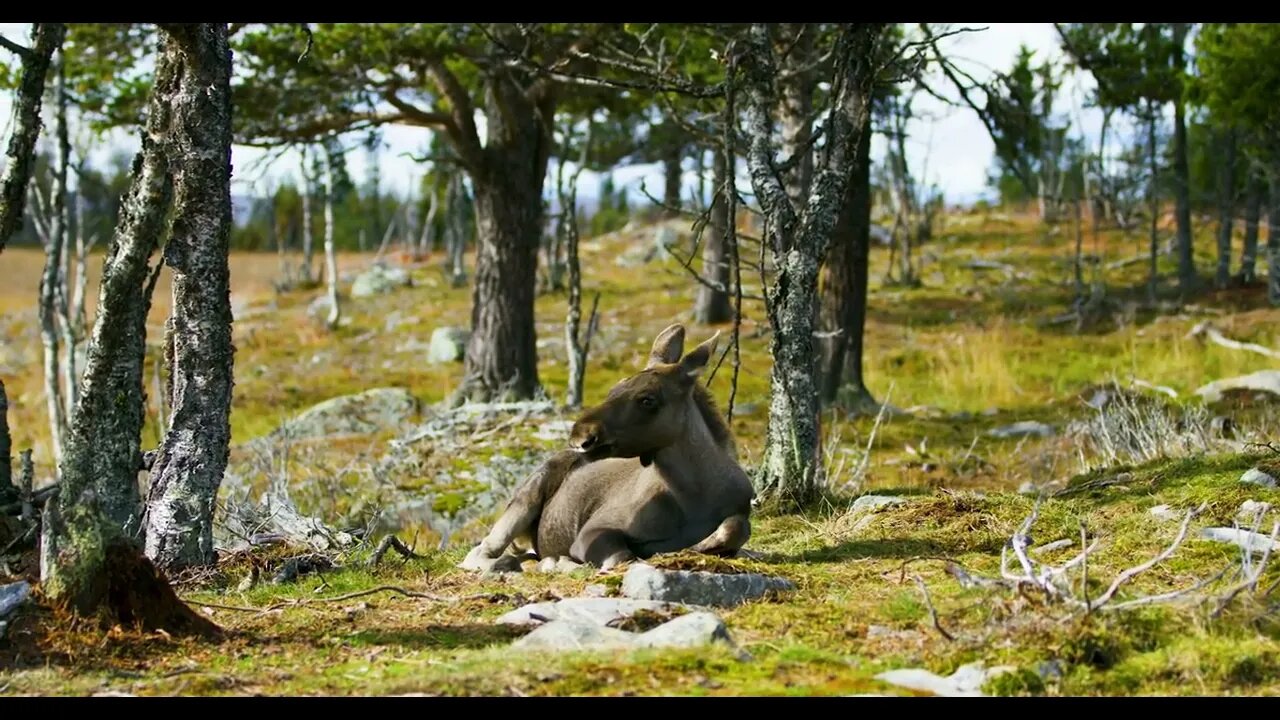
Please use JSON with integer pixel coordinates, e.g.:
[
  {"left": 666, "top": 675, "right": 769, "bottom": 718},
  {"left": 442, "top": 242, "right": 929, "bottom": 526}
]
[{"left": 649, "top": 399, "right": 729, "bottom": 501}]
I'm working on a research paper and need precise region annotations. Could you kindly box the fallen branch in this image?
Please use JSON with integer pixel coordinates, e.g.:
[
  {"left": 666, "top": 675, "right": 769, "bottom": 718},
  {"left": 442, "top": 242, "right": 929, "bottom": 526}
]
[{"left": 1187, "top": 321, "right": 1280, "bottom": 361}]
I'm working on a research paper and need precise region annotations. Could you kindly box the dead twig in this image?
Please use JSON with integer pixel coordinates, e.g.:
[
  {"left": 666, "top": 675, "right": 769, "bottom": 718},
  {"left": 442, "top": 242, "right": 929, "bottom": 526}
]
[
  {"left": 913, "top": 574, "right": 954, "bottom": 641},
  {"left": 368, "top": 535, "right": 423, "bottom": 567}
]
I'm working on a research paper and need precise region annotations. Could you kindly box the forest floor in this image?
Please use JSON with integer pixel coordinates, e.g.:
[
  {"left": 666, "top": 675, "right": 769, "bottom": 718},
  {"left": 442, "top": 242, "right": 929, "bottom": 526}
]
[{"left": 5, "top": 207, "right": 1280, "bottom": 695}]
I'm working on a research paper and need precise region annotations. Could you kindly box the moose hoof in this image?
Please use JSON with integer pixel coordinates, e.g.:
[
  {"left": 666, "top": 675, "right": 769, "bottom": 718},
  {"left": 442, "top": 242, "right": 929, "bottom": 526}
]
[{"left": 458, "top": 545, "right": 520, "bottom": 574}]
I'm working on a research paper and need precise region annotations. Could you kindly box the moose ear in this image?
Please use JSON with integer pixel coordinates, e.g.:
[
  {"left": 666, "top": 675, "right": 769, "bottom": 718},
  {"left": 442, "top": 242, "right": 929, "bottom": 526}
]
[
  {"left": 646, "top": 323, "right": 686, "bottom": 369},
  {"left": 679, "top": 330, "right": 721, "bottom": 381}
]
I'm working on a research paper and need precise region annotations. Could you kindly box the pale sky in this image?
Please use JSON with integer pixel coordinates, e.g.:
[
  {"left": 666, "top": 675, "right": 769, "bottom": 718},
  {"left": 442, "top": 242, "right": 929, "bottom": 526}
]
[{"left": 0, "top": 23, "right": 1113, "bottom": 210}]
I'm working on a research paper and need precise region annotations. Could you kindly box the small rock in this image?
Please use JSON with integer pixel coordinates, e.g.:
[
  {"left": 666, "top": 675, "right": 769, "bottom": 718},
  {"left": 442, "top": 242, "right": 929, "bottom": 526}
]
[
  {"left": 1240, "top": 468, "right": 1278, "bottom": 488},
  {"left": 496, "top": 598, "right": 687, "bottom": 627},
  {"left": 987, "top": 421, "right": 1054, "bottom": 439},
  {"left": 1238, "top": 500, "right": 1273, "bottom": 522},
  {"left": 621, "top": 563, "right": 795, "bottom": 607},
  {"left": 306, "top": 294, "right": 334, "bottom": 320},
  {"left": 1035, "top": 660, "right": 1064, "bottom": 681},
  {"left": 1018, "top": 482, "right": 1040, "bottom": 496},
  {"left": 981, "top": 407, "right": 1000, "bottom": 416},
  {"left": 0, "top": 581, "right": 31, "bottom": 620},
  {"left": 634, "top": 611, "right": 732, "bottom": 649},
  {"left": 427, "top": 327, "right": 470, "bottom": 364},
  {"left": 850, "top": 495, "right": 907, "bottom": 513},
  {"left": 1200, "top": 527, "right": 1280, "bottom": 555},
  {"left": 1149, "top": 504, "right": 1179, "bottom": 521},
  {"left": 876, "top": 661, "right": 1016, "bottom": 697},
  {"left": 583, "top": 583, "right": 609, "bottom": 598}
]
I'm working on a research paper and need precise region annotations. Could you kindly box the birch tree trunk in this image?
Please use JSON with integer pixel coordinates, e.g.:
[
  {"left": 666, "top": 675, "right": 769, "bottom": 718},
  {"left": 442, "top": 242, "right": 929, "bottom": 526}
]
[
  {"left": 143, "top": 23, "right": 236, "bottom": 572},
  {"left": 323, "top": 144, "right": 341, "bottom": 329},
  {"left": 299, "top": 148, "right": 315, "bottom": 284}
]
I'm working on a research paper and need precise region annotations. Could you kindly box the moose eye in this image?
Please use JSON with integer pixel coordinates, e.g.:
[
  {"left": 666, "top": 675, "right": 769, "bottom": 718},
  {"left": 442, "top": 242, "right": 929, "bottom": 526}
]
[{"left": 637, "top": 395, "right": 659, "bottom": 411}]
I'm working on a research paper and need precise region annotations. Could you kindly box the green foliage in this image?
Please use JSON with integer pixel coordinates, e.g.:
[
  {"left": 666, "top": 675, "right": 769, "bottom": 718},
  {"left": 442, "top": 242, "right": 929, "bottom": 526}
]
[{"left": 1193, "top": 23, "right": 1280, "bottom": 168}]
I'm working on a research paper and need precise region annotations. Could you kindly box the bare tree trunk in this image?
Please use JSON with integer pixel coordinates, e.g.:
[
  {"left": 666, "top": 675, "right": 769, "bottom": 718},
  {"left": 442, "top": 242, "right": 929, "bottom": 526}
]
[
  {"left": 52, "top": 50, "right": 79, "bottom": 424},
  {"left": 420, "top": 185, "right": 438, "bottom": 259},
  {"left": 694, "top": 145, "right": 733, "bottom": 324},
  {"left": 323, "top": 144, "right": 341, "bottom": 329},
  {"left": 142, "top": 23, "right": 235, "bottom": 572},
  {"left": 40, "top": 34, "right": 178, "bottom": 613},
  {"left": 298, "top": 149, "right": 315, "bottom": 284},
  {"left": 1147, "top": 109, "right": 1160, "bottom": 304},
  {"left": 776, "top": 23, "right": 815, "bottom": 205},
  {"left": 744, "top": 23, "right": 883, "bottom": 512},
  {"left": 1241, "top": 165, "right": 1263, "bottom": 284},
  {"left": 1172, "top": 23, "right": 1196, "bottom": 299},
  {"left": 36, "top": 57, "right": 71, "bottom": 466},
  {"left": 819, "top": 110, "right": 875, "bottom": 410},
  {"left": 662, "top": 139, "right": 683, "bottom": 218},
  {"left": 1215, "top": 128, "right": 1237, "bottom": 290},
  {"left": 445, "top": 173, "right": 468, "bottom": 287},
  {"left": 0, "top": 23, "right": 64, "bottom": 255},
  {"left": 562, "top": 122, "right": 598, "bottom": 409},
  {"left": 0, "top": 380, "right": 11, "bottom": 499},
  {"left": 1269, "top": 178, "right": 1280, "bottom": 307}
]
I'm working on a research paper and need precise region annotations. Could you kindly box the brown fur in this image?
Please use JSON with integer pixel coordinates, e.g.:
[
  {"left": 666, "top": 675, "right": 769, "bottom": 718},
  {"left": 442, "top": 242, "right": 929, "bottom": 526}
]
[{"left": 459, "top": 324, "right": 754, "bottom": 573}]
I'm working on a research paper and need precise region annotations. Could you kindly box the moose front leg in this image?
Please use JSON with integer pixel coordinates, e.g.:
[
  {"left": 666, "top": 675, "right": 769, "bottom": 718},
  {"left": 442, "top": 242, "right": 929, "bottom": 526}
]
[
  {"left": 457, "top": 451, "right": 582, "bottom": 573},
  {"left": 688, "top": 513, "right": 752, "bottom": 557},
  {"left": 570, "top": 525, "right": 636, "bottom": 572}
]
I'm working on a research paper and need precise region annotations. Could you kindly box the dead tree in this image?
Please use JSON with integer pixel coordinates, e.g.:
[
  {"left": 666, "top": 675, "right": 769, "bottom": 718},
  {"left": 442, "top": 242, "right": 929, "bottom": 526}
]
[
  {"left": 560, "top": 120, "right": 600, "bottom": 409},
  {"left": 444, "top": 171, "right": 468, "bottom": 288},
  {"left": 1215, "top": 127, "right": 1237, "bottom": 290},
  {"left": 39, "top": 25, "right": 219, "bottom": 638},
  {"left": 142, "top": 23, "right": 236, "bottom": 572},
  {"left": 1240, "top": 164, "right": 1264, "bottom": 284},
  {"left": 0, "top": 23, "right": 64, "bottom": 255}
]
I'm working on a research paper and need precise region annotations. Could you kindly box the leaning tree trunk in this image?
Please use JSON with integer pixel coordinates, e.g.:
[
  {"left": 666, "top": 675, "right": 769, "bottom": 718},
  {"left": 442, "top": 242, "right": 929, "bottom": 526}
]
[
  {"left": 1269, "top": 178, "right": 1280, "bottom": 307},
  {"left": 1215, "top": 128, "right": 1236, "bottom": 290},
  {"left": 142, "top": 23, "right": 235, "bottom": 572},
  {"left": 693, "top": 145, "right": 733, "bottom": 324},
  {"left": 453, "top": 76, "right": 553, "bottom": 404},
  {"left": 744, "top": 23, "right": 882, "bottom": 512},
  {"left": 41, "top": 37, "right": 177, "bottom": 614},
  {"left": 1242, "top": 166, "right": 1263, "bottom": 284},
  {"left": 0, "top": 23, "right": 63, "bottom": 255},
  {"left": 819, "top": 110, "right": 875, "bottom": 411}
]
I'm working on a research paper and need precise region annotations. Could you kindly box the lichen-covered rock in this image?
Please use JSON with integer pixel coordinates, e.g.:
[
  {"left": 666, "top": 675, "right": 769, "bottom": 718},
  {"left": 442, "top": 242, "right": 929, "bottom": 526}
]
[
  {"left": 427, "top": 327, "right": 469, "bottom": 364},
  {"left": 351, "top": 265, "right": 411, "bottom": 298},
  {"left": 1240, "top": 468, "right": 1278, "bottom": 488},
  {"left": 634, "top": 611, "right": 731, "bottom": 649},
  {"left": 0, "top": 580, "right": 30, "bottom": 620},
  {"left": 621, "top": 563, "right": 795, "bottom": 607},
  {"left": 275, "top": 387, "right": 419, "bottom": 441}
]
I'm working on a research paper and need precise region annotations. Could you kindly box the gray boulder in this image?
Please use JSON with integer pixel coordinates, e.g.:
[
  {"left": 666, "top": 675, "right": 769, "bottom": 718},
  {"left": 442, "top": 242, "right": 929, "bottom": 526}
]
[
  {"left": 351, "top": 265, "right": 411, "bottom": 298},
  {"left": 621, "top": 563, "right": 795, "bottom": 607},
  {"left": 427, "top": 327, "right": 470, "bottom": 364},
  {"left": 275, "top": 387, "right": 419, "bottom": 440}
]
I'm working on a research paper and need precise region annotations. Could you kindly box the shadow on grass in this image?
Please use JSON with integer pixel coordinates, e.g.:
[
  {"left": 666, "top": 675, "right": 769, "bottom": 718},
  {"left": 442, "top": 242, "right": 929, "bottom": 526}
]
[{"left": 344, "top": 623, "right": 527, "bottom": 651}]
